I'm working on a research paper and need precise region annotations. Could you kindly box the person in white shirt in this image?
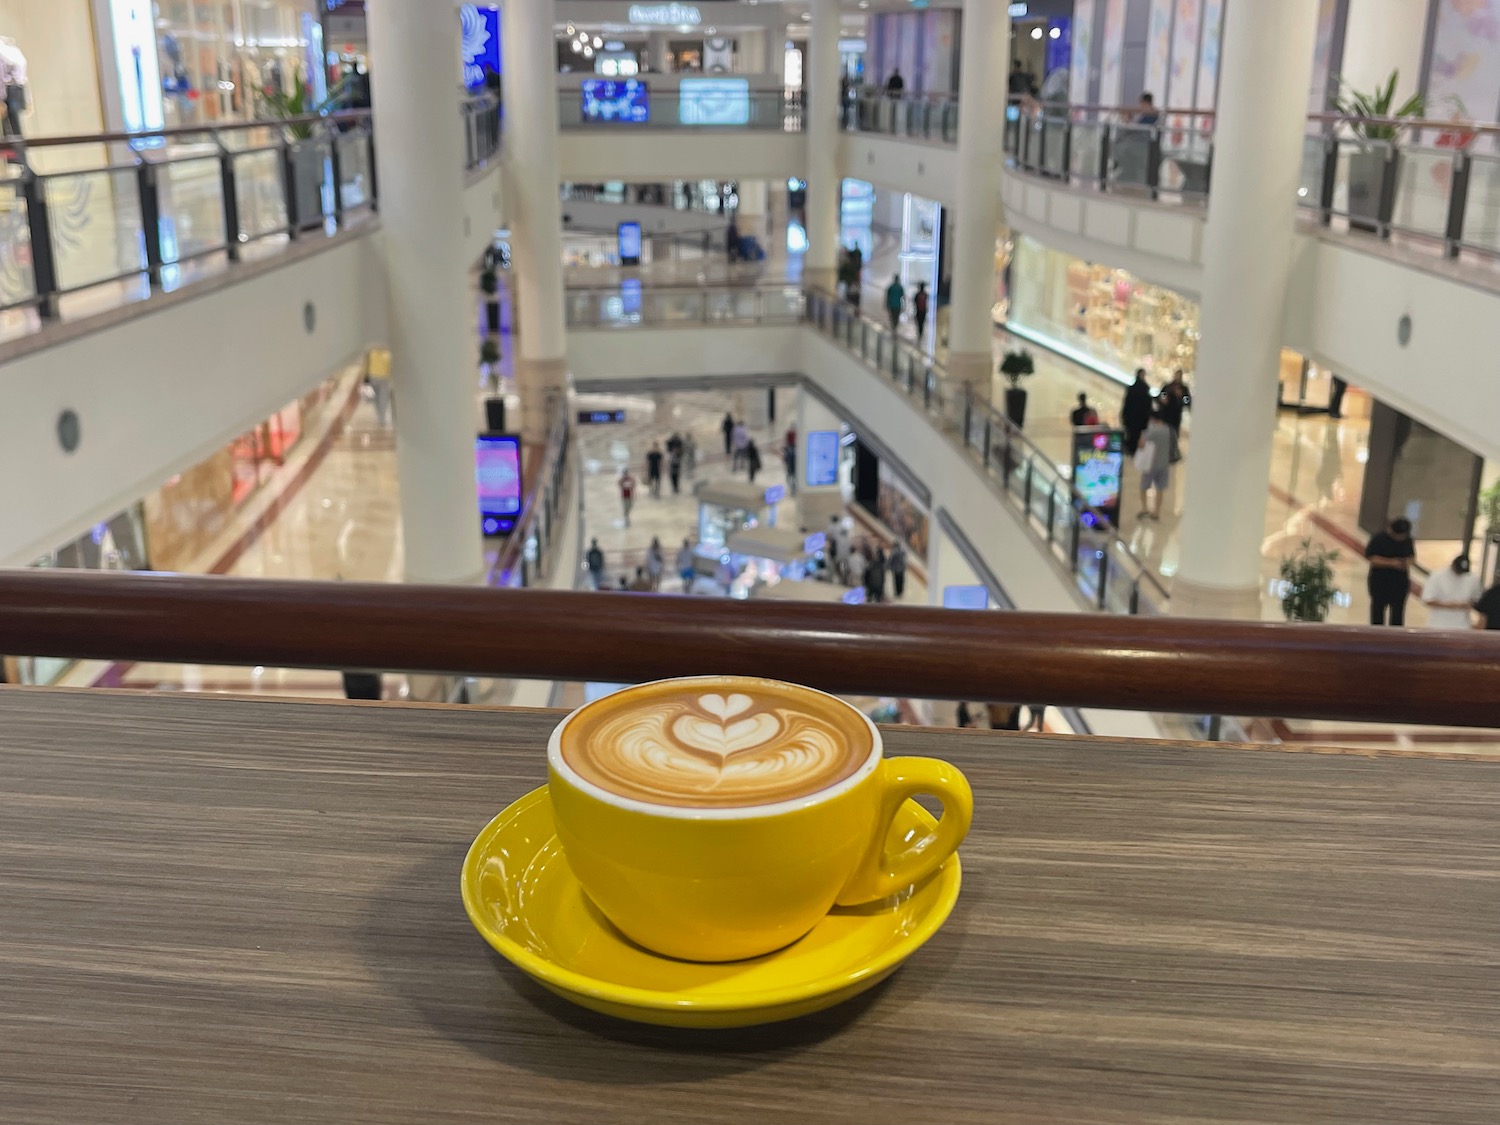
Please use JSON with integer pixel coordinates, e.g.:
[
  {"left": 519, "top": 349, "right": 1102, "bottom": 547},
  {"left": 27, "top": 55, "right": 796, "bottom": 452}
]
[{"left": 1421, "top": 556, "right": 1481, "bottom": 629}]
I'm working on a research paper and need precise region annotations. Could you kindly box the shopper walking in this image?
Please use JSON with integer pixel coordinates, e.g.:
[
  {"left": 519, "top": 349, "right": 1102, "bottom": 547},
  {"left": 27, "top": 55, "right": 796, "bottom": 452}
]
[
  {"left": 1024, "top": 705, "right": 1047, "bottom": 732},
  {"left": 987, "top": 703, "right": 1022, "bottom": 731},
  {"left": 846, "top": 542, "right": 867, "bottom": 592},
  {"left": 782, "top": 441, "right": 797, "bottom": 495},
  {"left": 1134, "top": 411, "right": 1173, "bottom": 520},
  {"left": 866, "top": 546, "right": 887, "bottom": 604},
  {"left": 956, "top": 702, "right": 975, "bottom": 729},
  {"left": 645, "top": 537, "right": 665, "bottom": 591},
  {"left": 888, "top": 541, "right": 908, "bottom": 599},
  {"left": 1476, "top": 577, "right": 1500, "bottom": 629},
  {"left": 676, "top": 538, "right": 696, "bottom": 593},
  {"left": 585, "top": 538, "right": 605, "bottom": 589},
  {"left": 365, "top": 346, "right": 393, "bottom": 428},
  {"left": 1070, "top": 393, "right": 1100, "bottom": 428},
  {"left": 668, "top": 442, "right": 683, "bottom": 495},
  {"left": 684, "top": 431, "right": 698, "bottom": 476},
  {"left": 912, "top": 282, "right": 930, "bottom": 342},
  {"left": 1365, "top": 517, "right": 1415, "bottom": 626},
  {"left": 745, "top": 438, "right": 762, "bottom": 483},
  {"left": 721, "top": 411, "right": 735, "bottom": 456},
  {"left": 731, "top": 419, "right": 750, "bottom": 469},
  {"left": 1122, "top": 368, "right": 1154, "bottom": 454},
  {"left": 1422, "top": 555, "right": 1479, "bottom": 630},
  {"left": 645, "top": 441, "right": 664, "bottom": 498},
  {"left": 884, "top": 273, "right": 905, "bottom": 333},
  {"left": 618, "top": 469, "right": 636, "bottom": 528},
  {"left": 1158, "top": 369, "right": 1190, "bottom": 436}
]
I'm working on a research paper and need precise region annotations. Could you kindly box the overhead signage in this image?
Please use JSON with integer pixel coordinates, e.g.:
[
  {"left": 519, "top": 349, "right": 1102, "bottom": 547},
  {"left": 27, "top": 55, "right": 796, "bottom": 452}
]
[
  {"left": 577, "top": 410, "right": 627, "bottom": 425},
  {"left": 460, "top": 4, "right": 501, "bottom": 90},
  {"left": 628, "top": 3, "right": 702, "bottom": 26},
  {"left": 943, "top": 586, "right": 990, "bottom": 611},
  {"left": 763, "top": 484, "right": 787, "bottom": 505},
  {"left": 1008, "top": 3, "right": 1029, "bottom": 16}
]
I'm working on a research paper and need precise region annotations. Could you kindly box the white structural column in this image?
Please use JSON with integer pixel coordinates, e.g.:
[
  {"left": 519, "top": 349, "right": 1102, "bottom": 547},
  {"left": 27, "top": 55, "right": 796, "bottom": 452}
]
[
  {"left": 648, "top": 32, "right": 670, "bottom": 73},
  {"left": 366, "top": 0, "right": 483, "bottom": 585},
  {"left": 502, "top": 0, "right": 568, "bottom": 443},
  {"left": 737, "top": 179, "right": 769, "bottom": 243},
  {"left": 1173, "top": 0, "right": 1320, "bottom": 618},
  {"left": 947, "top": 0, "right": 1010, "bottom": 392},
  {"left": 804, "top": 0, "right": 841, "bottom": 290},
  {"left": 1339, "top": 0, "right": 1428, "bottom": 106}
]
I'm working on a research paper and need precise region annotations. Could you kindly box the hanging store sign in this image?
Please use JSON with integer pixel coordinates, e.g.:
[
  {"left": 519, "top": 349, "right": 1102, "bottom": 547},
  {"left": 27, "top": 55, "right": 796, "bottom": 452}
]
[{"left": 627, "top": 3, "right": 702, "bottom": 26}]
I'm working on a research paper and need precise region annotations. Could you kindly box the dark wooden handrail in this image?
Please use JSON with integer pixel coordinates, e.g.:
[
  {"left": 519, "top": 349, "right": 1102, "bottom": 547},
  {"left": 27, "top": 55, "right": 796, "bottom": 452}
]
[{"left": 2, "top": 571, "right": 1498, "bottom": 728}]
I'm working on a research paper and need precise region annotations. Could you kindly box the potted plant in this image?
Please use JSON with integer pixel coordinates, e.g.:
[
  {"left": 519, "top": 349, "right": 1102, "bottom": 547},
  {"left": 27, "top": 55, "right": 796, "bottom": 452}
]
[
  {"left": 998, "top": 348, "right": 1035, "bottom": 429},
  {"left": 479, "top": 335, "right": 501, "bottom": 367},
  {"left": 257, "top": 66, "right": 353, "bottom": 230},
  {"left": 1333, "top": 70, "right": 1424, "bottom": 233},
  {"left": 1480, "top": 480, "right": 1500, "bottom": 535},
  {"left": 1278, "top": 538, "right": 1340, "bottom": 623},
  {"left": 480, "top": 268, "right": 501, "bottom": 332}
]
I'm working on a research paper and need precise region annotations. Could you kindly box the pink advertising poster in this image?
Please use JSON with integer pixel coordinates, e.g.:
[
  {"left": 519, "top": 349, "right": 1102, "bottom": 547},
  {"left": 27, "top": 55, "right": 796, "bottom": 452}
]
[
  {"left": 1098, "top": 0, "right": 1128, "bottom": 107},
  {"left": 1428, "top": 0, "right": 1500, "bottom": 128},
  {"left": 1145, "top": 0, "right": 1174, "bottom": 101},
  {"left": 1165, "top": 0, "right": 1201, "bottom": 110}
]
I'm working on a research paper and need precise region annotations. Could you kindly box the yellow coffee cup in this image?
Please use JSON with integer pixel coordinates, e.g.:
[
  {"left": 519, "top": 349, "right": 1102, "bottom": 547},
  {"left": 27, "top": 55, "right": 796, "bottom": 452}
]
[{"left": 547, "top": 676, "right": 973, "bottom": 962}]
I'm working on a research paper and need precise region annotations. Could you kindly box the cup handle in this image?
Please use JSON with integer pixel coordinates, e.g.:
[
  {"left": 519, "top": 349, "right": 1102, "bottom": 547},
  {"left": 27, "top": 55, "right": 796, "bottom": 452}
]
[{"left": 835, "top": 757, "right": 973, "bottom": 906}]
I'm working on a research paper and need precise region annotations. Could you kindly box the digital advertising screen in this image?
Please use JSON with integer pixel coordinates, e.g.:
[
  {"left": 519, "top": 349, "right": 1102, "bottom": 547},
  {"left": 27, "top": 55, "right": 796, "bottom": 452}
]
[
  {"left": 577, "top": 409, "right": 627, "bottom": 425},
  {"left": 581, "top": 79, "right": 649, "bottom": 123},
  {"left": 1071, "top": 428, "right": 1124, "bottom": 527},
  {"left": 805, "top": 430, "right": 841, "bottom": 488},
  {"left": 475, "top": 434, "right": 522, "bottom": 536},
  {"left": 618, "top": 221, "right": 642, "bottom": 265},
  {"left": 943, "top": 585, "right": 990, "bottom": 611},
  {"left": 678, "top": 77, "right": 751, "bottom": 126},
  {"left": 620, "top": 277, "right": 642, "bottom": 317}
]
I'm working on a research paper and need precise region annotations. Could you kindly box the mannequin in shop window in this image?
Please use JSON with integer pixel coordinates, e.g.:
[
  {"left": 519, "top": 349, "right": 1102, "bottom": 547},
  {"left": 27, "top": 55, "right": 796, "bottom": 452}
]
[{"left": 0, "top": 37, "right": 29, "bottom": 138}]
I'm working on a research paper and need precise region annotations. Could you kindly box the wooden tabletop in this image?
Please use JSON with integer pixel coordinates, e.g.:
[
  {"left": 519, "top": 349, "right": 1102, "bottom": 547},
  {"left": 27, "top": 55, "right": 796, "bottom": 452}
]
[{"left": 2, "top": 690, "right": 1497, "bottom": 1124}]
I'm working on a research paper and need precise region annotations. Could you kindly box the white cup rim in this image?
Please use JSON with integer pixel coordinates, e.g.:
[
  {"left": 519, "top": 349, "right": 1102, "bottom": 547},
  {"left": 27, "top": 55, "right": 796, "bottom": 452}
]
[{"left": 547, "top": 675, "right": 883, "bottom": 821}]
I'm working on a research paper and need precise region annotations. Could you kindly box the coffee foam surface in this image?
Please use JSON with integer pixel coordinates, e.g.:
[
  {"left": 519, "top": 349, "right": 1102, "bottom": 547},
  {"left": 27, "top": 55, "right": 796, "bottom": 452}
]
[{"left": 558, "top": 679, "right": 873, "bottom": 809}]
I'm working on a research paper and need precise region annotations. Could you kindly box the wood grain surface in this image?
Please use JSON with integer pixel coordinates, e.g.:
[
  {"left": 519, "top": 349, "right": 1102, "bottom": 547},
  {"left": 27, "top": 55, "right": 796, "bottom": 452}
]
[{"left": 1, "top": 689, "right": 1497, "bottom": 1125}]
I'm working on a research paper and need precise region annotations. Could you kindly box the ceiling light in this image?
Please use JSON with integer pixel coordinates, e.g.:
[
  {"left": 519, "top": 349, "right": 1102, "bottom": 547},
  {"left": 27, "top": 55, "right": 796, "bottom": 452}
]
[
  {"left": 571, "top": 40, "right": 581, "bottom": 52},
  {"left": 1030, "top": 27, "right": 1043, "bottom": 39},
  {"left": 1049, "top": 26, "right": 1061, "bottom": 39},
  {"left": 801, "top": 12, "right": 811, "bottom": 20},
  {"left": 565, "top": 23, "right": 575, "bottom": 35},
  {"left": 583, "top": 45, "right": 594, "bottom": 57},
  {"left": 592, "top": 35, "right": 602, "bottom": 47}
]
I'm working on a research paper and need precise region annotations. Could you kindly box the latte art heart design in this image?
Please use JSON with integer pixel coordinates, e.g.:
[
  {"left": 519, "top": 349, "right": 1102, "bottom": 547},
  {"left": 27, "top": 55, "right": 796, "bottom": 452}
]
[{"left": 572, "top": 692, "right": 860, "bottom": 807}]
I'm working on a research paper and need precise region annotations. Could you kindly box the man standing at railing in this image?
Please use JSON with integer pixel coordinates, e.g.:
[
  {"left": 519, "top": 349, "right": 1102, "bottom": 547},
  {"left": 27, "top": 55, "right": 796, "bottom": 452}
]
[
  {"left": 885, "top": 273, "right": 905, "bottom": 333},
  {"left": 885, "top": 68, "right": 905, "bottom": 98},
  {"left": 1365, "top": 518, "right": 1415, "bottom": 627}
]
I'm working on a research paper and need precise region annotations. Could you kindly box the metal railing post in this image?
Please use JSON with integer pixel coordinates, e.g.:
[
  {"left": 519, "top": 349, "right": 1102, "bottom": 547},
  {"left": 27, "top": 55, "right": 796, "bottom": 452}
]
[
  {"left": 1146, "top": 126, "right": 1162, "bottom": 201},
  {"left": 1023, "top": 456, "right": 1033, "bottom": 510},
  {"left": 1318, "top": 134, "right": 1337, "bottom": 226},
  {"left": 281, "top": 139, "right": 301, "bottom": 239},
  {"left": 219, "top": 142, "right": 242, "bottom": 263},
  {"left": 366, "top": 127, "right": 379, "bottom": 213},
  {"left": 1444, "top": 150, "right": 1471, "bottom": 259},
  {"left": 982, "top": 416, "right": 991, "bottom": 466},
  {"left": 1129, "top": 579, "right": 1141, "bottom": 615},
  {"left": 1046, "top": 490, "right": 1056, "bottom": 543},
  {"left": 1069, "top": 508, "right": 1081, "bottom": 573},
  {"left": 1096, "top": 551, "right": 1110, "bottom": 610},
  {"left": 22, "top": 169, "right": 59, "bottom": 321},
  {"left": 136, "top": 160, "right": 164, "bottom": 290},
  {"left": 328, "top": 132, "right": 346, "bottom": 225},
  {"left": 1061, "top": 120, "right": 1073, "bottom": 183},
  {"left": 1377, "top": 145, "right": 1399, "bottom": 239},
  {"left": 1099, "top": 123, "right": 1112, "bottom": 191}
]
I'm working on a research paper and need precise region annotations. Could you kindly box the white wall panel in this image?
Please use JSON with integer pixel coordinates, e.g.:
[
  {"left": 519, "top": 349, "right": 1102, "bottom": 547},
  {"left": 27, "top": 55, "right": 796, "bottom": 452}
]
[{"left": 0, "top": 236, "right": 384, "bottom": 566}]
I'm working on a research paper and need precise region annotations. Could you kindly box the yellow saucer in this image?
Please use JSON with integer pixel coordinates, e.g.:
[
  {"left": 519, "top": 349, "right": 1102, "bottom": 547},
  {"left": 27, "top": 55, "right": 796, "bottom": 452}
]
[{"left": 460, "top": 786, "right": 962, "bottom": 1029}]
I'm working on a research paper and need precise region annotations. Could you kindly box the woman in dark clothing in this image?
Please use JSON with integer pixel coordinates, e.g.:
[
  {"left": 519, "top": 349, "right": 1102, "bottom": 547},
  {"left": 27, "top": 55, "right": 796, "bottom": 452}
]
[
  {"left": 1158, "top": 369, "right": 1190, "bottom": 435},
  {"left": 745, "top": 439, "right": 762, "bottom": 483},
  {"left": 1121, "top": 368, "right": 1155, "bottom": 455}
]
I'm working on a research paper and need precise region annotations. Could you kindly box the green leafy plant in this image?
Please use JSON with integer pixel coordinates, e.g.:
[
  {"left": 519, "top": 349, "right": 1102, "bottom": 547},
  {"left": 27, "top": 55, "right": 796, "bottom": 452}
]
[
  {"left": 998, "top": 348, "right": 1036, "bottom": 388},
  {"left": 479, "top": 268, "right": 499, "bottom": 295},
  {"left": 257, "top": 66, "right": 354, "bottom": 140},
  {"left": 1279, "top": 538, "right": 1340, "bottom": 623},
  {"left": 479, "top": 336, "right": 501, "bottom": 366},
  {"left": 1333, "top": 70, "right": 1424, "bottom": 142},
  {"left": 1480, "top": 480, "right": 1500, "bottom": 534}
]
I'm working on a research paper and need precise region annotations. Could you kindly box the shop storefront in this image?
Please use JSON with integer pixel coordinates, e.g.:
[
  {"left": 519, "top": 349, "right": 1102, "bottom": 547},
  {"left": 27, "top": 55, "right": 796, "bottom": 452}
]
[
  {"left": 6, "top": 375, "right": 342, "bottom": 686},
  {"left": 1008, "top": 235, "right": 1200, "bottom": 386},
  {"left": 147, "top": 0, "right": 326, "bottom": 129}
]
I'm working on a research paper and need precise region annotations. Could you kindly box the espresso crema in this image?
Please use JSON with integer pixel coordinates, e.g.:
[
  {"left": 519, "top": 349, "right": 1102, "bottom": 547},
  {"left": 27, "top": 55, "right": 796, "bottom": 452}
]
[{"left": 558, "top": 678, "right": 874, "bottom": 809}]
